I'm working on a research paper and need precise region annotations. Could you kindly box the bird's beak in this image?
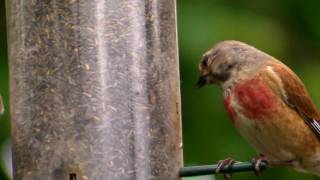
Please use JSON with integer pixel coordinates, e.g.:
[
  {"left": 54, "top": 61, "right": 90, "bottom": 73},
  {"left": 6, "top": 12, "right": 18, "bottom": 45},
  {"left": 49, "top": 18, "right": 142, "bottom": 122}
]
[{"left": 196, "top": 75, "right": 207, "bottom": 88}]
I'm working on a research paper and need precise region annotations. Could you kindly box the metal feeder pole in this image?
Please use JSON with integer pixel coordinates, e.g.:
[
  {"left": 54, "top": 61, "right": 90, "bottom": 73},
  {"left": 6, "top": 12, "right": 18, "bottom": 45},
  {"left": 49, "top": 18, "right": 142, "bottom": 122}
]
[
  {"left": 179, "top": 161, "right": 269, "bottom": 177},
  {"left": 7, "top": 0, "right": 182, "bottom": 179}
]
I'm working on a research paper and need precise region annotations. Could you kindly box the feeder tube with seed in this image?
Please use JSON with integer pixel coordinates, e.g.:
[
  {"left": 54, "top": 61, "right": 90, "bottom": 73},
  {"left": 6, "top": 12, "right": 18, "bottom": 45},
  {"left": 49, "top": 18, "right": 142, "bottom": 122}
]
[{"left": 7, "top": 0, "right": 183, "bottom": 179}]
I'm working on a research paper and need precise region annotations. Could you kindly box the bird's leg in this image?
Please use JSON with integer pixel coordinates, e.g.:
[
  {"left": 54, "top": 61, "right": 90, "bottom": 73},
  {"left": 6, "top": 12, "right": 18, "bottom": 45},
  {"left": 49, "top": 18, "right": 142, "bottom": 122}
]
[
  {"left": 269, "top": 159, "right": 295, "bottom": 167},
  {"left": 252, "top": 154, "right": 296, "bottom": 176},
  {"left": 252, "top": 154, "right": 269, "bottom": 176},
  {"left": 215, "top": 157, "right": 236, "bottom": 180}
]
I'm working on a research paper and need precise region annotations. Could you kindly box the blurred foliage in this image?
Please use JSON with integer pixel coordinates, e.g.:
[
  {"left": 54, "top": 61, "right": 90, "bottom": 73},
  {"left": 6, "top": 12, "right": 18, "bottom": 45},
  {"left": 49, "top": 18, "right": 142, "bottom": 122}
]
[
  {"left": 0, "top": 0, "right": 320, "bottom": 179},
  {"left": 0, "top": 0, "right": 10, "bottom": 179}
]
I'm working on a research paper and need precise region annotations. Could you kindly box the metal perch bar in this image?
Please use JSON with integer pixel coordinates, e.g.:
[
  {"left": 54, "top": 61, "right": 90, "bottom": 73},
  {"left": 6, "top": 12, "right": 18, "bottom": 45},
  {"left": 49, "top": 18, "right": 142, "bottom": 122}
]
[{"left": 179, "top": 161, "right": 269, "bottom": 177}]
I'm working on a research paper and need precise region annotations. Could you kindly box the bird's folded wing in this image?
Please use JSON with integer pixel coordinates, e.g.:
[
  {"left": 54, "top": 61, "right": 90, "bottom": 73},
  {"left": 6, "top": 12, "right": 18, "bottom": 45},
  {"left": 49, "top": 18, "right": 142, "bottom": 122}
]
[{"left": 270, "top": 61, "right": 320, "bottom": 139}]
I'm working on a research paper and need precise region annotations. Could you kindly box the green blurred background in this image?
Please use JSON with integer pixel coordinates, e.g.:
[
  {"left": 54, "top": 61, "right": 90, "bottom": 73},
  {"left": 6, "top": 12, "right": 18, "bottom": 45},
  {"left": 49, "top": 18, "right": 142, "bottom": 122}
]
[{"left": 1, "top": 0, "right": 320, "bottom": 179}]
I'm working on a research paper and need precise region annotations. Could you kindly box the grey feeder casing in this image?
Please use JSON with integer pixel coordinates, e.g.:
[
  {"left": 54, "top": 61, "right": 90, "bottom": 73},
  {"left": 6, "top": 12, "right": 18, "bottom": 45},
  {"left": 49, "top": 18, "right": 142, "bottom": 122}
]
[{"left": 7, "top": 0, "right": 183, "bottom": 179}]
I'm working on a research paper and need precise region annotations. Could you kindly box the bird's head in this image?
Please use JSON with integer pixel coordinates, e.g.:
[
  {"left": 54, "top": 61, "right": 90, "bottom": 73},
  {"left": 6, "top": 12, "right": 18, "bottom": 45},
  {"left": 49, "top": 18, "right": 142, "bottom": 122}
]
[{"left": 197, "top": 40, "right": 269, "bottom": 89}]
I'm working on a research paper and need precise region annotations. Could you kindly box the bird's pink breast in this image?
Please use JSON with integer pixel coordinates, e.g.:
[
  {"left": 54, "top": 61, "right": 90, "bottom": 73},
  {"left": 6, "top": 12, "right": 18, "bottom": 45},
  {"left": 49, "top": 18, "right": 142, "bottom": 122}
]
[
  {"left": 223, "top": 96, "right": 237, "bottom": 122},
  {"left": 224, "top": 77, "right": 281, "bottom": 120}
]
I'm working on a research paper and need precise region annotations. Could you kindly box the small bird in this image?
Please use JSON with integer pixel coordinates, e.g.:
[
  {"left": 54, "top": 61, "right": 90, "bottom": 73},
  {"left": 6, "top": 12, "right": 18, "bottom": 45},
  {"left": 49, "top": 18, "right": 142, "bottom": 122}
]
[{"left": 197, "top": 40, "right": 320, "bottom": 177}]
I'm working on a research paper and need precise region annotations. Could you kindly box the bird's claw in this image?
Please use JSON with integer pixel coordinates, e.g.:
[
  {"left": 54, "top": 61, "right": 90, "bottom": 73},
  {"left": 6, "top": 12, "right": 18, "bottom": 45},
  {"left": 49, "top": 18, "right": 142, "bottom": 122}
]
[
  {"left": 252, "top": 155, "right": 269, "bottom": 177},
  {"left": 215, "top": 158, "right": 236, "bottom": 180}
]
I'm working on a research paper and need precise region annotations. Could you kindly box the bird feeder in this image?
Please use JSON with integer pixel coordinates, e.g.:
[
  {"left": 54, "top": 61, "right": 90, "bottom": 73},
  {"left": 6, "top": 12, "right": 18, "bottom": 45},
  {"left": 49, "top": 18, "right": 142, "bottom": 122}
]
[{"left": 7, "top": 0, "right": 182, "bottom": 179}]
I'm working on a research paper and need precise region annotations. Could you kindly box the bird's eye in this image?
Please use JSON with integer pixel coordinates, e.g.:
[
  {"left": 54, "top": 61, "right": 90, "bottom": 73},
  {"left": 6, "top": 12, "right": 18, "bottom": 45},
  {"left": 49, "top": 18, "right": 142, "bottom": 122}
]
[{"left": 227, "top": 64, "right": 234, "bottom": 70}]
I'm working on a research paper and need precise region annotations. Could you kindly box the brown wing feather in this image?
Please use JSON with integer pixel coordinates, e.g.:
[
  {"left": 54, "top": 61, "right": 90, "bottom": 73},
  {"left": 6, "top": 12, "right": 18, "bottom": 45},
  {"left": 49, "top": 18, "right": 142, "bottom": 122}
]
[
  {"left": 270, "top": 61, "right": 320, "bottom": 137},
  {"left": 270, "top": 62, "right": 320, "bottom": 119}
]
